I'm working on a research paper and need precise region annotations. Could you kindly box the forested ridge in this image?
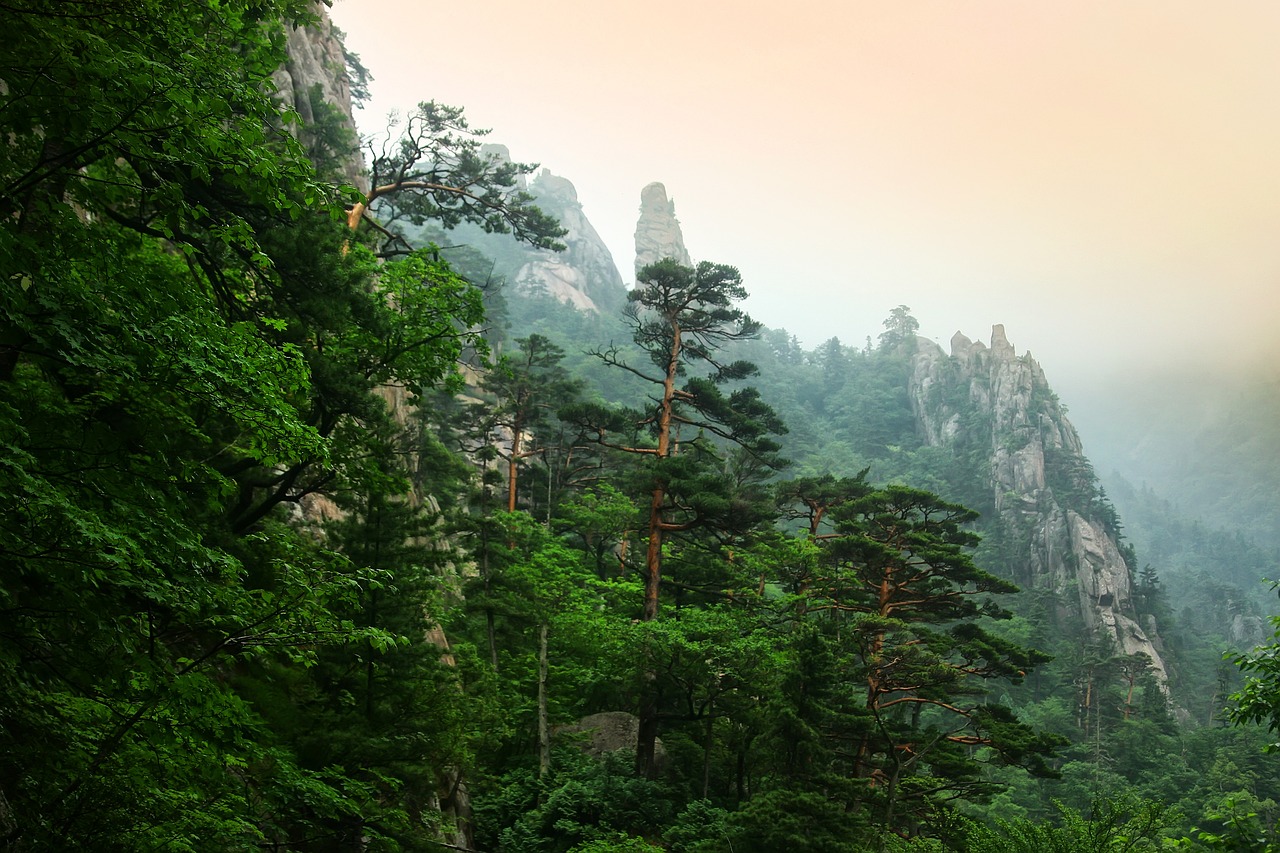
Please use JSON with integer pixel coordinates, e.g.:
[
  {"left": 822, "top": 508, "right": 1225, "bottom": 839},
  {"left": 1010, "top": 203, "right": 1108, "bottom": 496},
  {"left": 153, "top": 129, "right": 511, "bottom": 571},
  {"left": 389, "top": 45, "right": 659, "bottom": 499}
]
[{"left": 3, "top": 2, "right": 1280, "bottom": 851}]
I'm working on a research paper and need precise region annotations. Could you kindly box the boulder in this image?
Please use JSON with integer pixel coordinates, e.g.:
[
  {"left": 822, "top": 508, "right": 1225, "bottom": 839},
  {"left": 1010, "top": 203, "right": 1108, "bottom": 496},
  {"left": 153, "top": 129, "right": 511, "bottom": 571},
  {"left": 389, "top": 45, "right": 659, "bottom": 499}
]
[{"left": 556, "top": 711, "right": 667, "bottom": 769}]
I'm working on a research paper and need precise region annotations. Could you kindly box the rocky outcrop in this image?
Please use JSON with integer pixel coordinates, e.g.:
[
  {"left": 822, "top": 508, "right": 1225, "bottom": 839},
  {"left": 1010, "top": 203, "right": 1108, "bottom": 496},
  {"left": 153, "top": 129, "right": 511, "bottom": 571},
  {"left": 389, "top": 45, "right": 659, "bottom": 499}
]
[
  {"left": 421, "top": 156, "right": 627, "bottom": 314},
  {"left": 277, "top": 12, "right": 474, "bottom": 848},
  {"left": 634, "top": 182, "right": 693, "bottom": 272},
  {"left": 511, "top": 169, "right": 627, "bottom": 313},
  {"left": 273, "top": 3, "right": 364, "bottom": 188},
  {"left": 479, "top": 143, "right": 528, "bottom": 191},
  {"left": 909, "top": 326, "right": 1169, "bottom": 688},
  {"left": 556, "top": 712, "right": 667, "bottom": 768}
]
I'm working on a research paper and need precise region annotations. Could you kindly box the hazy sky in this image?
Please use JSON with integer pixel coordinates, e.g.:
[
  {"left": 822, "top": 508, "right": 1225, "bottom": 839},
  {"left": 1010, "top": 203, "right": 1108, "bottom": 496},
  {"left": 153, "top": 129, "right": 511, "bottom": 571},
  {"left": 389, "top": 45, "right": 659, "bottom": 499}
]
[{"left": 328, "top": 0, "right": 1280, "bottom": 417}]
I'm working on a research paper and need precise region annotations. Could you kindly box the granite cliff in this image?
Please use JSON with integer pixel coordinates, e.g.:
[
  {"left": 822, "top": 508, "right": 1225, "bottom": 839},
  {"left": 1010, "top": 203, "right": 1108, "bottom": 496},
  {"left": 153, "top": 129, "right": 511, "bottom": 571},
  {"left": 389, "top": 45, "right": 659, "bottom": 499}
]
[
  {"left": 400, "top": 145, "right": 627, "bottom": 315},
  {"left": 511, "top": 167, "right": 627, "bottom": 314},
  {"left": 272, "top": 3, "right": 365, "bottom": 187},
  {"left": 278, "top": 10, "right": 476, "bottom": 848},
  {"left": 908, "top": 326, "right": 1169, "bottom": 686}
]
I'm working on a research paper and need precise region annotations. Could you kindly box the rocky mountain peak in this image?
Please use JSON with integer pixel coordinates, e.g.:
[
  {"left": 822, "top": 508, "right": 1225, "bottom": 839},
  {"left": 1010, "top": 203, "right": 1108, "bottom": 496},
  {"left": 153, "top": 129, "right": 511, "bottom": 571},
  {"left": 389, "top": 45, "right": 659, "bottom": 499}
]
[
  {"left": 990, "top": 322, "right": 1016, "bottom": 359},
  {"left": 479, "top": 143, "right": 528, "bottom": 190},
  {"left": 509, "top": 169, "right": 627, "bottom": 314},
  {"left": 634, "top": 182, "right": 692, "bottom": 272},
  {"left": 910, "top": 326, "right": 1170, "bottom": 689}
]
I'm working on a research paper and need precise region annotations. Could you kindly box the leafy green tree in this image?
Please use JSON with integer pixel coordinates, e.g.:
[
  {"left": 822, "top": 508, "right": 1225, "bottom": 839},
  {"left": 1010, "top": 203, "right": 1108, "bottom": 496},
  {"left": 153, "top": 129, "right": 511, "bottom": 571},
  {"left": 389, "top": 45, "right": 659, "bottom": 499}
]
[
  {"left": 224, "top": 241, "right": 488, "bottom": 533},
  {"left": 0, "top": 1, "right": 367, "bottom": 845},
  {"left": 265, "top": 416, "right": 475, "bottom": 848},
  {"left": 716, "top": 789, "right": 871, "bottom": 853},
  {"left": 570, "top": 258, "right": 786, "bottom": 622},
  {"left": 815, "top": 336, "right": 851, "bottom": 400},
  {"left": 556, "top": 484, "right": 642, "bottom": 579},
  {"left": 877, "top": 305, "right": 919, "bottom": 353},
  {"left": 492, "top": 751, "right": 677, "bottom": 852},
  {"left": 486, "top": 512, "right": 623, "bottom": 778},
  {"left": 778, "top": 472, "right": 872, "bottom": 540},
  {"left": 1179, "top": 790, "right": 1280, "bottom": 851},
  {"left": 477, "top": 334, "right": 583, "bottom": 514},
  {"left": 1230, "top": 585, "right": 1280, "bottom": 752},
  {"left": 964, "top": 794, "right": 1175, "bottom": 852},
  {"left": 636, "top": 604, "right": 786, "bottom": 799},
  {"left": 0, "top": 1, "right": 566, "bottom": 846}
]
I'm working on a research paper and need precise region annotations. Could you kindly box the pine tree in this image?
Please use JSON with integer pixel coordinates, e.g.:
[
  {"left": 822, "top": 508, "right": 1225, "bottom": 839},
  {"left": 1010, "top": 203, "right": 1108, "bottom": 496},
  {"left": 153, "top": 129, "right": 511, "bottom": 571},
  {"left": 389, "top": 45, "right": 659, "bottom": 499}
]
[
  {"left": 563, "top": 257, "right": 786, "bottom": 778},
  {"left": 806, "top": 486, "right": 1061, "bottom": 829}
]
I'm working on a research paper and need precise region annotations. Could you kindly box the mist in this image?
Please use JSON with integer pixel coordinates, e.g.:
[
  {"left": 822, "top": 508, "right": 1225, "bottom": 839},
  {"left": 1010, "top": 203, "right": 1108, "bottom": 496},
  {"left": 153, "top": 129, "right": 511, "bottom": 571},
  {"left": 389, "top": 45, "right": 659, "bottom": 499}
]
[{"left": 330, "top": 0, "right": 1280, "bottom": 521}]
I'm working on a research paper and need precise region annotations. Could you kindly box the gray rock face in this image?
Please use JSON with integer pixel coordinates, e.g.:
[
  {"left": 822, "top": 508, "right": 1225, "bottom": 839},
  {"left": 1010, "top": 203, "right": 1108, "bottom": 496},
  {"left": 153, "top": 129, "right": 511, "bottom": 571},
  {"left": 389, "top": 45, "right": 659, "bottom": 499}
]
[
  {"left": 555, "top": 712, "right": 666, "bottom": 768},
  {"left": 512, "top": 170, "right": 627, "bottom": 313},
  {"left": 634, "top": 182, "right": 692, "bottom": 273},
  {"left": 273, "top": 2, "right": 364, "bottom": 188},
  {"left": 909, "top": 326, "right": 1169, "bottom": 688}
]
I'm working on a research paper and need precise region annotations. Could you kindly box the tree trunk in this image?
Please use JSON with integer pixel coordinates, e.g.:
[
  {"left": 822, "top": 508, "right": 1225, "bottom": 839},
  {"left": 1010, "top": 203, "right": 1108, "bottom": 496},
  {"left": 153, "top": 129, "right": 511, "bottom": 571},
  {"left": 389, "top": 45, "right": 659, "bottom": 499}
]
[
  {"left": 537, "top": 622, "right": 550, "bottom": 779},
  {"left": 702, "top": 709, "right": 715, "bottom": 799},
  {"left": 507, "top": 410, "right": 524, "bottom": 513},
  {"left": 636, "top": 676, "right": 660, "bottom": 780},
  {"left": 482, "top": 542, "right": 497, "bottom": 672},
  {"left": 636, "top": 326, "right": 681, "bottom": 775},
  {"left": 643, "top": 486, "right": 665, "bottom": 622}
]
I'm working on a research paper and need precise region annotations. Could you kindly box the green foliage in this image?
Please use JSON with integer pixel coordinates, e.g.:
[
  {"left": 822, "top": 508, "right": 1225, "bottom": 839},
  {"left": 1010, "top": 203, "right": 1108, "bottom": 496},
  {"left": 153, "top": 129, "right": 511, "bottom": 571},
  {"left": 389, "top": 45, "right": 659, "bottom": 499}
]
[
  {"left": 878, "top": 305, "right": 920, "bottom": 353},
  {"left": 568, "top": 834, "right": 665, "bottom": 852},
  {"left": 1179, "top": 790, "right": 1280, "bottom": 851},
  {"left": 718, "top": 789, "right": 872, "bottom": 853},
  {"left": 7, "top": 2, "right": 1279, "bottom": 848},
  {"left": 485, "top": 752, "right": 678, "bottom": 852},
  {"left": 663, "top": 799, "right": 732, "bottom": 852},
  {"left": 1229, "top": 584, "right": 1280, "bottom": 752},
  {"left": 0, "top": 0, "right": 530, "bottom": 846},
  {"left": 358, "top": 101, "right": 567, "bottom": 255},
  {"left": 964, "top": 794, "right": 1176, "bottom": 852},
  {"left": 473, "top": 333, "right": 584, "bottom": 515},
  {"left": 568, "top": 259, "right": 787, "bottom": 613}
]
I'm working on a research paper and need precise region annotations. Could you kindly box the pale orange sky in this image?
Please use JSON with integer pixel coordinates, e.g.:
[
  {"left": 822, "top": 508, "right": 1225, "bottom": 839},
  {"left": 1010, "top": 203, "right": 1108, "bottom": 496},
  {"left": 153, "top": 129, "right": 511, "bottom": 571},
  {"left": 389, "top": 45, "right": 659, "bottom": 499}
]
[{"left": 329, "top": 0, "right": 1280, "bottom": 414}]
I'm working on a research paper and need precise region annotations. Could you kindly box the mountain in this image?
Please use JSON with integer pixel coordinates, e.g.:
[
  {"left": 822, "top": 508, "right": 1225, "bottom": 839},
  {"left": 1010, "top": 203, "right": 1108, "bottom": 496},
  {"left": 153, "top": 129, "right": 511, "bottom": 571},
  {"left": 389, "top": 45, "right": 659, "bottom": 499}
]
[
  {"left": 634, "top": 181, "right": 693, "bottom": 272},
  {"left": 489, "top": 164, "right": 1176, "bottom": 693},
  {"left": 19, "top": 4, "right": 1280, "bottom": 848},
  {"left": 547, "top": 166, "right": 1173, "bottom": 686},
  {"left": 509, "top": 167, "right": 628, "bottom": 314},
  {"left": 272, "top": 5, "right": 365, "bottom": 187},
  {"left": 403, "top": 150, "right": 629, "bottom": 317},
  {"left": 909, "top": 328, "right": 1169, "bottom": 684}
]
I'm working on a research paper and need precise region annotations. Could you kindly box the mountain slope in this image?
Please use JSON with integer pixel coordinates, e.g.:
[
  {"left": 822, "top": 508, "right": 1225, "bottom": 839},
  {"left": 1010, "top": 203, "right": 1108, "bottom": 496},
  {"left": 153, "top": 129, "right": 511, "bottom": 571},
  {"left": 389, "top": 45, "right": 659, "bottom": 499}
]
[{"left": 909, "top": 327, "right": 1168, "bottom": 684}]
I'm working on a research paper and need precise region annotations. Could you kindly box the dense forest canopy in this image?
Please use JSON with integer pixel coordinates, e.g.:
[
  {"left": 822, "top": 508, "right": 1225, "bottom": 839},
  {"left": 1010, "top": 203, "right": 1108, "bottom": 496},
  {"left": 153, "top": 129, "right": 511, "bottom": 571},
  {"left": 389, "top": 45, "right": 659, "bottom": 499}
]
[{"left": 3, "top": 3, "right": 1280, "bottom": 851}]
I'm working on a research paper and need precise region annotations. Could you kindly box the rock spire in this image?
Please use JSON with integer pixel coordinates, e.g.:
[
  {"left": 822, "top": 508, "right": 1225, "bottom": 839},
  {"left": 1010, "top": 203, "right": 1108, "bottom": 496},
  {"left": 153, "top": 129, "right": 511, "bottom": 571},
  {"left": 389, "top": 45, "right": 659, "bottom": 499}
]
[{"left": 634, "top": 182, "right": 692, "bottom": 273}]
